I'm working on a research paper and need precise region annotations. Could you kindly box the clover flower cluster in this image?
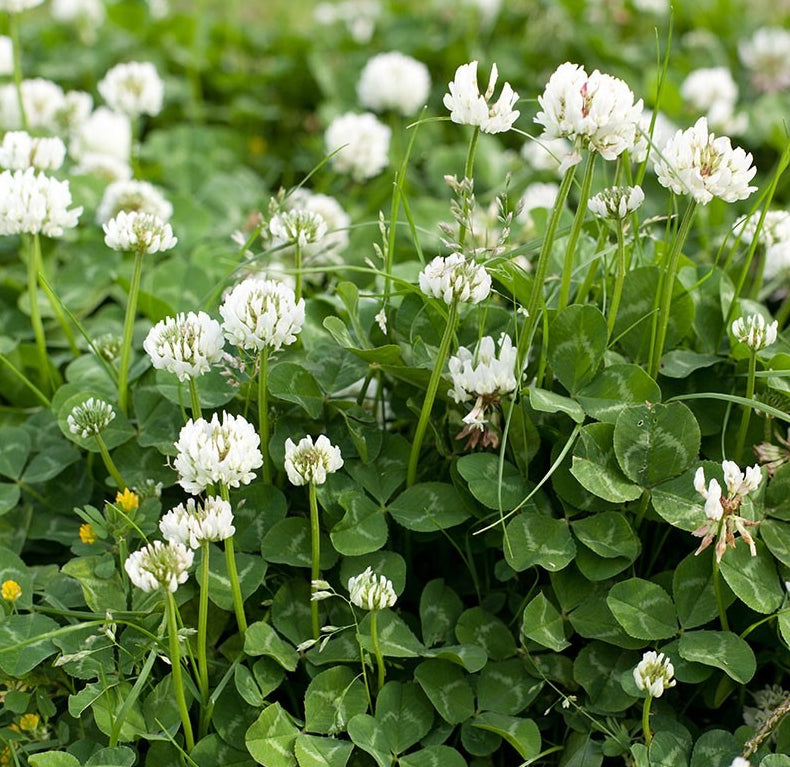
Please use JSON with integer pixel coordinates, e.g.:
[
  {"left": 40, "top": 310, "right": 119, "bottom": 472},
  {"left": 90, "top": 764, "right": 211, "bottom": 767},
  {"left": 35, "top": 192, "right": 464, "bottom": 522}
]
[
  {"left": 443, "top": 61, "right": 520, "bottom": 134},
  {"left": 173, "top": 412, "right": 263, "bottom": 494},
  {"left": 693, "top": 461, "right": 762, "bottom": 561},
  {"left": 739, "top": 27, "right": 790, "bottom": 94},
  {"left": 0, "top": 78, "right": 66, "bottom": 132},
  {"left": 0, "top": 131, "right": 66, "bottom": 171},
  {"left": 66, "top": 397, "right": 116, "bottom": 438},
  {"left": 269, "top": 208, "right": 328, "bottom": 250},
  {"left": 124, "top": 540, "right": 193, "bottom": 593},
  {"left": 358, "top": 51, "right": 431, "bottom": 116},
  {"left": 534, "top": 61, "right": 643, "bottom": 170},
  {"left": 103, "top": 210, "right": 177, "bottom": 254},
  {"left": 731, "top": 314, "right": 778, "bottom": 351},
  {"left": 681, "top": 67, "right": 745, "bottom": 134},
  {"left": 0, "top": 168, "right": 82, "bottom": 237},
  {"left": 325, "top": 112, "right": 391, "bottom": 181},
  {"left": 348, "top": 567, "right": 397, "bottom": 611},
  {"left": 633, "top": 651, "right": 676, "bottom": 698},
  {"left": 284, "top": 435, "right": 344, "bottom": 486},
  {"left": 70, "top": 106, "right": 132, "bottom": 181},
  {"left": 159, "top": 496, "right": 235, "bottom": 549},
  {"left": 96, "top": 180, "right": 173, "bottom": 225},
  {"left": 735, "top": 211, "right": 790, "bottom": 282},
  {"left": 98, "top": 61, "right": 164, "bottom": 118},
  {"left": 418, "top": 253, "right": 491, "bottom": 305},
  {"left": 0, "top": 0, "right": 44, "bottom": 13},
  {"left": 144, "top": 311, "right": 225, "bottom": 381},
  {"left": 588, "top": 185, "right": 644, "bottom": 221}
]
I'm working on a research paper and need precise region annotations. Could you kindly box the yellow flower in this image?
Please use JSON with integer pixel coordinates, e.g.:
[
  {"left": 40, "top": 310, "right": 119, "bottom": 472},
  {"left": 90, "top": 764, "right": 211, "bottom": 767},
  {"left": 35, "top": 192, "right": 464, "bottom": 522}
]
[
  {"left": 18, "top": 713, "right": 39, "bottom": 732},
  {"left": 1, "top": 580, "right": 22, "bottom": 603},
  {"left": 79, "top": 523, "right": 97, "bottom": 544},
  {"left": 115, "top": 488, "right": 139, "bottom": 513}
]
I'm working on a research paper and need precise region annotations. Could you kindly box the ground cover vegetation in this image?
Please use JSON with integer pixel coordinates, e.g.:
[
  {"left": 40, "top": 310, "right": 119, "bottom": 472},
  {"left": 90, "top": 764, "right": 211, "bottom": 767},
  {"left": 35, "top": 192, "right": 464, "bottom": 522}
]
[{"left": 0, "top": 0, "right": 789, "bottom": 765}]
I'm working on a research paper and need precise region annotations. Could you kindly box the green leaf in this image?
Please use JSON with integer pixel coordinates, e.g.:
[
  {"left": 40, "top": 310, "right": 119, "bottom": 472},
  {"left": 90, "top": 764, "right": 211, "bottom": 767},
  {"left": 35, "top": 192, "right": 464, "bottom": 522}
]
[
  {"left": 191, "top": 734, "right": 257, "bottom": 767},
  {"left": 414, "top": 659, "right": 475, "bottom": 724},
  {"left": 569, "top": 592, "right": 648, "bottom": 650},
  {"left": 571, "top": 423, "right": 643, "bottom": 503},
  {"left": 659, "top": 351, "right": 721, "bottom": 379},
  {"left": 455, "top": 607, "right": 516, "bottom": 660},
  {"left": 504, "top": 514, "right": 576, "bottom": 572},
  {"left": 375, "top": 681, "right": 434, "bottom": 754},
  {"left": 154, "top": 367, "right": 236, "bottom": 409},
  {"left": 0, "top": 483, "right": 20, "bottom": 515},
  {"left": 294, "top": 734, "right": 353, "bottom": 767},
  {"left": 613, "top": 403, "right": 700, "bottom": 488},
  {"left": 244, "top": 621, "right": 298, "bottom": 671},
  {"left": 90, "top": 682, "right": 147, "bottom": 742},
  {"left": 245, "top": 703, "right": 300, "bottom": 767},
  {"left": 651, "top": 465, "right": 709, "bottom": 532},
  {"left": 398, "top": 746, "right": 467, "bottom": 767},
  {"left": 422, "top": 644, "right": 488, "bottom": 673},
  {"left": 528, "top": 388, "right": 585, "bottom": 423},
  {"left": 0, "top": 427, "right": 31, "bottom": 479},
  {"left": 760, "top": 519, "right": 790, "bottom": 567},
  {"left": 388, "top": 482, "right": 470, "bottom": 532},
  {"left": 548, "top": 304, "right": 608, "bottom": 393},
  {"left": 304, "top": 666, "right": 369, "bottom": 735},
  {"left": 360, "top": 610, "right": 424, "bottom": 657},
  {"left": 476, "top": 660, "right": 542, "bottom": 715},
  {"left": 573, "top": 642, "right": 639, "bottom": 713},
  {"left": 672, "top": 550, "right": 723, "bottom": 629},
  {"left": 689, "top": 730, "right": 740, "bottom": 767},
  {"left": 268, "top": 362, "right": 325, "bottom": 419},
  {"left": 678, "top": 631, "right": 756, "bottom": 683},
  {"left": 29, "top": 754, "right": 81, "bottom": 767},
  {"left": 648, "top": 729, "right": 691, "bottom": 767},
  {"left": 456, "top": 453, "right": 532, "bottom": 510},
  {"left": 84, "top": 746, "right": 137, "bottom": 766},
  {"left": 323, "top": 316, "right": 402, "bottom": 365},
  {"left": 571, "top": 512, "right": 641, "bottom": 560},
  {"left": 330, "top": 493, "right": 388, "bottom": 556},
  {"left": 522, "top": 593, "right": 570, "bottom": 652},
  {"left": 0, "top": 614, "right": 60, "bottom": 676},
  {"left": 420, "top": 579, "right": 464, "bottom": 647},
  {"left": 62, "top": 556, "right": 127, "bottom": 614},
  {"left": 577, "top": 364, "right": 662, "bottom": 423},
  {"left": 261, "top": 518, "right": 338, "bottom": 569},
  {"left": 718, "top": 542, "right": 784, "bottom": 614},
  {"left": 346, "top": 714, "right": 392, "bottom": 767},
  {"left": 207, "top": 544, "right": 266, "bottom": 612},
  {"left": 471, "top": 713, "right": 541, "bottom": 760},
  {"left": 606, "top": 578, "right": 678, "bottom": 640}
]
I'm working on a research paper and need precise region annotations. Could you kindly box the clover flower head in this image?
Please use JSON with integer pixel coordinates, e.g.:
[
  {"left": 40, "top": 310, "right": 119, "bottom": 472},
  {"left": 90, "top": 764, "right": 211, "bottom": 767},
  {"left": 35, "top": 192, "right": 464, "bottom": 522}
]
[
  {"left": 728, "top": 759, "right": 751, "bottom": 767},
  {"left": 0, "top": 168, "right": 82, "bottom": 237},
  {"left": 654, "top": 117, "right": 757, "bottom": 205},
  {"left": 144, "top": 311, "right": 225, "bottom": 382},
  {"left": 443, "top": 60, "right": 520, "bottom": 134},
  {"left": 97, "top": 179, "right": 173, "bottom": 225},
  {"left": 1, "top": 580, "right": 21, "bottom": 602},
  {"left": 325, "top": 111, "right": 391, "bottom": 181},
  {"left": 534, "top": 62, "right": 643, "bottom": 169},
  {"left": 69, "top": 106, "right": 131, "bottom": 168},
  {"left": 0, "top": 36, "right": 11, "bottom": 77},
  {"left": 220, "top": 277, "right": 305, "bottom": 352},
  {"left": 681, "top": 67, "right": 744, "bottom": 134},
  {"left": 159, "top": 495, "right": 235, "bottom": 549},
  {"left": 313, "top": 0, "right": 379, "bottom": 43},
  {"left": 173, "top": 412, "right": 263, "bottom": 494},
  {"left": 98, "top": 61, "right": 164, "bottom": 118},
  {"left": 103, "top": 210, "right": 177, "bottom": 254},
  {"left": 418, "top": 253, "right": 491, "bottom": 305},
  {"left": 0, "top": 132, "right": 66, "bottom": 171},
  {"left": 0, "top": 0, "right": 44, "bottom": 11},
  {"left": 732, "top": 314, "right": 778, "bottom": 351},
  {"left": 124, "top": 540, "right": 193, "bottom": 593},
  {"left": 633, "top": 651, "right": 676, "bottom": 698},
  {"left": 115, "top": 488, "right": 139, "bottom": 512},
  {"left": 284, "top": 434, "right": 343, "bottom": 486},
  {"left": 51, "top": 0, "right": 106, "bottom": 35},
  {"left": 79, "top": 523, "right": 97, "bottom": 544},
  {"left": 448, "top": 334, "right": 521, "bottom": 404},
  {"left": 739, "top": 27, "right": 790, "bottom": 94},
  {"left": 67, "top": 397, "right": 116, "bottom": 438},
  {"left": 357, "top": 51, "right": 431, "bottom": 116},
  {"left": 269, "top": 208, "right": 328, "bottom": 249},
  {"left": 588, "top": 185, "right": 644, "bottom": 220},
  {"left": 755, "top": 428, "right": 790, "bottom": 477},
  {"left": 521, "top": 136, "right": 573, "bottom": 176},
  {"left": 348, "top": 567, "right": 397, "bottom": 611},
  {"left": 0, "top": 79, "right": 65, "bottom": 132}
]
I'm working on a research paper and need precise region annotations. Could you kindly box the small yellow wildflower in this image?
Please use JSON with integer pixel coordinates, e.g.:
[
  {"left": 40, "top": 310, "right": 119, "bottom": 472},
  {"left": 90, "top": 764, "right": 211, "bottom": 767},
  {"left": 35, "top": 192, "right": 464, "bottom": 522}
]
[
  {"left": 0, "top": 744, "right": 13, "bottom": 766},
  {"left": 1, "top": 580, "right": 22, "bottom": 603},
  {"left": 18, "top": 713, "right": 39, "bottom": 732},
  {"left": 79, "top": 523, "right": 97, "bottom": 544},
  {"left": 115, "top": 488, "right": 139, "bottom": 513}
]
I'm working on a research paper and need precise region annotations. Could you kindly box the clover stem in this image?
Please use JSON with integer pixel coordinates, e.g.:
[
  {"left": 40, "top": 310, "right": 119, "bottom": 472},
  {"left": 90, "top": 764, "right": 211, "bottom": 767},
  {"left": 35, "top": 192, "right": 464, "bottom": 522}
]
[
  {"left": 457, "top": 126, "right": 480, "bottom": 249},
  {"left": 8, "top": 12, "right": 27, "bottom": 130},
  {"left": 370, "top": 608, "right": 386, "bottom": 692},
  {"left": 712, "top": 552, "right": 730, "bottom": 632},
  {"left": 258, "top": 350, "right": 272, "bottom": 484},
  {"left": 294, "top": 240, "right": 303, "bottom": 302},
  {"left": 734, "top": 350, "right": 757, "bottom": 463},
  {"left": 309, "top": 481, "right": 321, "bottom": 640},
  {"left": 93, "top": 432, "right": 126, "bottom": 490},
  {"left": 117, "top": 249, "right": 145, "bottom": 415},
  {"left": 407, "top": 301, "right": 458, "bottom": 486},
  {"left": 642, "top": 694, "right": 653, "bottom": 747},
  {"left": 166, "top": 589, "right": 195, "bottom": 752},
  {"left": 25, "top": 234, "right": 50, "bottom": 392},
  {"left": 607, "top": 221, "right": 627, "bottom": 338},
  {"left": 188, "top": 377, "right": 202, "bottom": 421},
  {"left": 197, "top": 541, "right": 210, "bottom": 737},
  {"left": 220, "top": 483, "right": 247, "bottom": 639}
]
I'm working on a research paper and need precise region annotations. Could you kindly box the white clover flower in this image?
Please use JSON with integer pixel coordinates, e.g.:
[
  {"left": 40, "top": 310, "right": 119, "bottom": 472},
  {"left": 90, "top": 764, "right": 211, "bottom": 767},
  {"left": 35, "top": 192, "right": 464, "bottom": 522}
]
[
  {"left": 521, "top": 136, "right": 573, "bottom": 176},
  {"left": 73, "top": 154, "right": 132, "bottom": 184},
  {"left": 96, "top": 180, "right": 173, "bottom": 225},
  {"left": 51, "top": 0, "right": 106, "bottom": 35},
  {"left": 143, "top": 311, "right": 225, "bottom": 381},
  {"left": 53, "top": 89, "right": 93, "bottom": 135},
  {"left": 728, "top": 759, "right": 750, "bottom": 767},
  {"left": 739, "top": 27, "right": 790, "bottom": 94},
  {"left": 0, "top": 132, "right": 66, "bottom": 172},
  {"left": 731, "top": 314, "right": 778, "bottom": 351},
  {"left": 0, "top": 0, "right": 44, "bottom": 12},
  {"left": 173, "top": 412, "right": 263, "bottom": 494},
  {"left": 325, "top": 111, "right": 391, "bottom": 181},
  {"left": 693, "top": 468, "right": 724, "bottom": 522},
  {"left": 67, "top": 397, "right": 116, "bottom": 438},
  {"left": 518, "top": 182, "right": 560, "bottom": 219},
  {"left": 443, "top": 61, "right": 520, "bottom": 134},
  {"left": 0, "top": 37, "right": 13, "bottom": 77},
  {"left": 722, "top": 460, "right": 763, "bottom": 497},
  {"left": 125, "top": 540, "right": 193, "bottom": 593},
  {"left": 159, "top": 496, "right": 235, "bottom": 549},
  {"left": 631, "top": 109, "right": 678, "bottom": 164},
  {"left": 103, "top": 210, "right": 177, "bottom": 254},
  {"left": 680, "top": 67, "right": 745, "bottom": 134},
  {"left": 98, "top": 61, "right": 164, "bottom": 118},
  {"left": 743, "top": 683, "right": 789, "bottom": 737},
  {"left": 418, "top": 253, "right": 491, "bottom": 305},
  {"left": 69, "top": 107, "right": 132, "bottom": 166},
  {"left": 0, "top": 79, "right": 65, "bottom": 132},
  {"left": 314, "top": 0, "right": 380, "bottom": 43},
  {"left": 633, "top": 651, "right": 676, "bottom": 698},
  {"left": 588, "top": 185, "right": 645, "bottom": 220},
  {"left": 284, "top": 434, "right": 344, "bottom": 486},
  {"left": 448, "top": 334, "right": 520, "bottom": 404},
  {"left": 654, "top": 118, "right": 757, "bottom": 205},
  {"left": 357, "top": 51, "right": 431, "bottom": 116},
  {"left": 0, "top": 168, "right": 82, "bottom": 237},
  {"left": 348, "top": 567, "right": 397, "bottom": 611},
  {"left": 736, "top": 210, "right": 790, "bottom": 250},
  {"left": 269, "top": 209, "right": 328, "bottom": 249},
  {"left": 220, "top": 277, "right": 304, "bottom": 352},
  {"left": 534, "top": 62, "right": 643, "bottom": 170}
]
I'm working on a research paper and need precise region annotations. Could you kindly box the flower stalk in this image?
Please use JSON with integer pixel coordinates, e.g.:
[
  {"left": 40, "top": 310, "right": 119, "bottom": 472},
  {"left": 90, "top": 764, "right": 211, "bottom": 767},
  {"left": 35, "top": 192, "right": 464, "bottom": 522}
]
[
  {"left": 188, "top": 378, "right": 202, "bottom": 421},
  {"left": 220, "top": 484, "right": 247, "bottom": 639},
  {"left": 309, "top": 482, "right": 321, "bottom": 640},
  {"left": 712, "top": 552, "right": 730, "bottom": 631},
  {"left": 165, "top": 590, "right": 195, "bottom": 752},
  {"left": 197, "top": 541, "right": 210, "bottom": 737},
  {"left": 117, "top": 249, "right": 145, "bottom": 414},
  {"left": 258, "top": 351, "right": 272, "bottom": 484},
  {"left": 457, "top": 126, "right": 480, "bottom": 249},
  {"left": 25, "top": 234, "right": 50, "bottom": 392},
  {"left": 642, "top": 694, "right": 653, "bottom": 747},
  {"left": 369, "top": 608, "right": 386, "bottom": 692},
  {"left": 94, "top": 432, "right": 126, "bottom": 490},
  {"left": 608, "top": 221, "right": 628, "bottom": 337},
  {"left": 734, "top": 350, "right": 758, "bottom": 464}
]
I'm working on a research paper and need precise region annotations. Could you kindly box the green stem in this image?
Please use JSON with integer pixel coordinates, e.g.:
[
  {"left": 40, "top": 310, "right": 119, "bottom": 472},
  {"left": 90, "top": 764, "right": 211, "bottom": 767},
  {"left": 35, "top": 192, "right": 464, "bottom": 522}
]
[
  {"left": 0, "top": 353, "right": 50, "bottom": 406},
  {"left": 26, "top": 234, "right": 50, "bottom": 392},
  {"left": 406, "top": 301, "right": 458, "bottom": 487},
  {"left": 188, "top": 377, "right": 202, "bottom": 421},
  {"left": 294, "top": 240, "right": 303, "bottom": 302},
  {"left": 712, "top": 552, "right": 730, "bottom": 632},
  {"left": 8, "top": 12, "right": 27, "bottom": 130},
  {"left": 35, "top": 234, "right": 79, "bottom": 356},
  {"left": 197, "top": 542, "right": 210, "bottom": 737},
  {"left": 117, "top": 536, "right": 129, "bottom": 594},
  {"left": 778, "top": 293, "right": 790, "bottom": 331},
  {"left": 557, "top": 151, "right": 596, "bottom": 312},
  {"left": 648, "top": 200, "right": 697, "bottom": 379},
  {"left": 94, "top": 432, "right": 126, "bottom": 490},
  {"left": 370, "top": 609, "right": 386, "bottom": 693},
  {"left": 642, "top": 694, "right": 653, "bottom": 747},
  {"left": 166, "top": 590, "right": 195, "bottom": 752},
  {"left": 607, "top": 223, "right": 627, "bottom": 338},
  {"left": 309, "top": 482, "right": 321, "bottom": 640},
  {"left": 117, "top": 250, "right": 145, "bottom": 415},
  {"left": 457, "top": 126, "right": 480, "bottom": 249},
  {"left": 258, "top": 351, "right": 272, "bottom": 484},
  {"left": 734, "top": 351, "right": 757, "bottom": 463}
]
